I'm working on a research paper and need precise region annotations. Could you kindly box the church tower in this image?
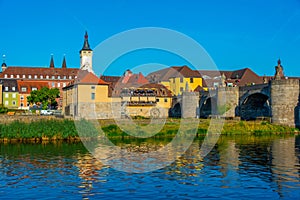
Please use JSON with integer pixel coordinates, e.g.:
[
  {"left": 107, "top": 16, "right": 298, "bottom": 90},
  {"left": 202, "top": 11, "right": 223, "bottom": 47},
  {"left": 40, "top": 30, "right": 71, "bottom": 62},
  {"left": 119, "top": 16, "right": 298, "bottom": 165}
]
[{"left": 80, "top": 31, "right": 93, "bottom": 73}]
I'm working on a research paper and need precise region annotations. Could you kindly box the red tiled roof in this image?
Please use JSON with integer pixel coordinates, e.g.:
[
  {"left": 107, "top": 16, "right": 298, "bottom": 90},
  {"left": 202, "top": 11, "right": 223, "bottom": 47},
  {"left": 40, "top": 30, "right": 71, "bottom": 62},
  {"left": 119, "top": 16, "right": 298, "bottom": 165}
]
[
  {"left": 0, "top": 66, "right": 80, "bottom": 79},
  {"left": 146, "top": 65, "right": 201, "bottom": 82},
  {"left": 67, "top": 70, "right": 108, "bottom": 86},
  {"left": 126, "top": 73, "right": 149, "bottom": 84},
  {"left": 17, "top": 80, "right": 49, "bottom": 94}
]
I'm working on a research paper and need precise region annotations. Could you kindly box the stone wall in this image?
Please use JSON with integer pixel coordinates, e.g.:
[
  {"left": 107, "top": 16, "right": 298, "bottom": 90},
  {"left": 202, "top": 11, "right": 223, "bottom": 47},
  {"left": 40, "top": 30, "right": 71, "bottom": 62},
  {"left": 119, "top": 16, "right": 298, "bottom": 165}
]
[
  {"left": 181, "top": 92, "right": 199, "bottom": 118},
  {"left": 77, "top": 102, "right": 122, "bottom": 119},
  {"left": 271, "top": 79, "right": 300, "bottom": 127},
  {"left": 217, "top": 87, "right": 239, "bottom": 118},
  {"left": 0, "top": 115, "right": 58, "bottom": 124}
]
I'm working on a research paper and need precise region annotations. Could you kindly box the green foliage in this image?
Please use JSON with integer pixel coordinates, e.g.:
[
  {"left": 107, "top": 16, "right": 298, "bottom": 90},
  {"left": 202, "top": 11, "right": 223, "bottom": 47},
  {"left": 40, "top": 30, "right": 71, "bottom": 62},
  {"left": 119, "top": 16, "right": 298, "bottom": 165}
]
[
  {"left": 27, "top": 87, "right": 60, "bottom": 109},
  {"left": 0, "top": 104, "right": 8, "bottom": 113},
  {"left": 0, "top": 119, "right": 78, "bottom": 140}
]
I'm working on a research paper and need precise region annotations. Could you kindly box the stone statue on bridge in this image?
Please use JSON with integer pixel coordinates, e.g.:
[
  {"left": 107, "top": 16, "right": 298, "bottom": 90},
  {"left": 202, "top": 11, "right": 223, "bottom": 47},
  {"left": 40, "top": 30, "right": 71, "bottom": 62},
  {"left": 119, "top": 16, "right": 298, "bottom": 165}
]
[{"left": 274, "top": 59, "right": 285, "bottom": 80}]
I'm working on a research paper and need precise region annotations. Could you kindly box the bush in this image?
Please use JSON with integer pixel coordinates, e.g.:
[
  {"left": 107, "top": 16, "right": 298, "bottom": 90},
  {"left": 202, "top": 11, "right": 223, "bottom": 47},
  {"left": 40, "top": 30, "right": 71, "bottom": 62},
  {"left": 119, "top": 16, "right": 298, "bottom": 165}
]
[{"left": 0, "top": 104, "right": 8, "bottom": 113}]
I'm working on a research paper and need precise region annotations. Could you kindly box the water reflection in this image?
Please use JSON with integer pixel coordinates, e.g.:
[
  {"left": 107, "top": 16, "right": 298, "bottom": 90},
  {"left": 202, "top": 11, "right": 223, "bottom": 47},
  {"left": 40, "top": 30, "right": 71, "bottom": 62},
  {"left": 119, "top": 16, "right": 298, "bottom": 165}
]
[{"left": 0, "top": 135, "right": 299, "bottom": 199}]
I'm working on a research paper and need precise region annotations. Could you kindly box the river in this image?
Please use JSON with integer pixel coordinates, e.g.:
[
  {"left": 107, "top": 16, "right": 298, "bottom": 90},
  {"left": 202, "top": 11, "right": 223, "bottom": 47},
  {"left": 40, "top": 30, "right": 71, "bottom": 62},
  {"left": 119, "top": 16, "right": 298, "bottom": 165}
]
[{"left": 0, "top": 135, "right": 299, "bottom": 199}]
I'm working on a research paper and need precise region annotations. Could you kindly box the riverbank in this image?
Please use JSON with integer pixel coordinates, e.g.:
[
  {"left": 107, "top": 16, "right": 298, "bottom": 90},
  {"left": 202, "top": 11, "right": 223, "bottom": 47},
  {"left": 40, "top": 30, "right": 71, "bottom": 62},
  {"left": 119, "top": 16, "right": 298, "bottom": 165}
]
[{"left": 0, "top": 118, "right": 298, "bottom": 143}]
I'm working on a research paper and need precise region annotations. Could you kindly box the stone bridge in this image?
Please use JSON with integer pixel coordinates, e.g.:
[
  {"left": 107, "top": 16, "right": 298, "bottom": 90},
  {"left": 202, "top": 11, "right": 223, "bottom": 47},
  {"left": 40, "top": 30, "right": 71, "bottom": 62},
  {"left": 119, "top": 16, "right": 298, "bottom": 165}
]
[{"left": 171, "top": 79, "right": 300, "bottom": 128}]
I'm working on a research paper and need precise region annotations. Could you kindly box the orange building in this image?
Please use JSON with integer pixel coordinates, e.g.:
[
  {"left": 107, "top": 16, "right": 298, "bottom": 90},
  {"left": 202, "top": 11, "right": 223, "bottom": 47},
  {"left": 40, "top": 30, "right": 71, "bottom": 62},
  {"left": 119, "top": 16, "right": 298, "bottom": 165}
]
[{"left": 17, "top": 80, "right": 49, "bottom": 109}]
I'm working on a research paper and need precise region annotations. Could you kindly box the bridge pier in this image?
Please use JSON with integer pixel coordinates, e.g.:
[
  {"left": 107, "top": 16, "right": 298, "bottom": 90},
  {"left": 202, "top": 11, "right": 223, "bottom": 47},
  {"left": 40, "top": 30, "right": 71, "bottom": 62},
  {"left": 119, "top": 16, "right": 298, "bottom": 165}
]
[
  {"left": 271, "top": 79, "right": 300, "bottom": 127},
  {"left": 181, "top": 92, "right": 199, "bottom": 118}
]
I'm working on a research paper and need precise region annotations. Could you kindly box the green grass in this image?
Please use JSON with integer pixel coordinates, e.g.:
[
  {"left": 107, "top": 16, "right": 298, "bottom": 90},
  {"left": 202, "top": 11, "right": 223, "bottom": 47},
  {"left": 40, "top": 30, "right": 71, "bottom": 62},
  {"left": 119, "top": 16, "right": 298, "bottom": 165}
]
[
  {"left": 0, "top": 119, "right": 79, "bottom": 141},
  {"left": 0, "top": 118, "right": 298, "bottom": 143}
]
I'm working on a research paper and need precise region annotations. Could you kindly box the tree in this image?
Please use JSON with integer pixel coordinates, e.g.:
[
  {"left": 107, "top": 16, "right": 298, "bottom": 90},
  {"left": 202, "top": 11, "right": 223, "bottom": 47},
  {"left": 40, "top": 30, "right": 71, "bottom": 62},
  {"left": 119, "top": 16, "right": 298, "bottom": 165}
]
[{"left": 27, "top": 87, "right": 60, "bottom": 110}]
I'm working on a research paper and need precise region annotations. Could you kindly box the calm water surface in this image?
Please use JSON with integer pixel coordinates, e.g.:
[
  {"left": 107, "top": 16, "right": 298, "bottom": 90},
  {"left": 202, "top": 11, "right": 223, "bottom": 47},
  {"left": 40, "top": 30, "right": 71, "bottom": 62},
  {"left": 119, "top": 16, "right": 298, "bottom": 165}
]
[{"left": 0, "top": 135, "right": 299, "bottom": 199}]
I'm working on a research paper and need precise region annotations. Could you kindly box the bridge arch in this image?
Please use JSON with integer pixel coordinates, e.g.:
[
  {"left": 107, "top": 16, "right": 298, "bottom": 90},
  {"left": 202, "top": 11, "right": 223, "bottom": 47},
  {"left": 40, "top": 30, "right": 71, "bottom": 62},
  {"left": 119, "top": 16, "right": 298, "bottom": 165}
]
[
  {"left": 239, "top": 93, "right": 271, "bottom": 120},
  {"left": 199, "top": 96, "right": 218, "bottom": 118}
]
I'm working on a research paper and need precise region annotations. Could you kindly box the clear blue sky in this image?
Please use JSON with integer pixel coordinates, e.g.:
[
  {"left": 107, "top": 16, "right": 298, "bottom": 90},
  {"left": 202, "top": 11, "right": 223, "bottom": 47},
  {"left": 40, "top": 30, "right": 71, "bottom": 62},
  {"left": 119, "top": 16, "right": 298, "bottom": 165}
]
[{"left": 0, "top": 0, "right": 300, "bottom": 76}]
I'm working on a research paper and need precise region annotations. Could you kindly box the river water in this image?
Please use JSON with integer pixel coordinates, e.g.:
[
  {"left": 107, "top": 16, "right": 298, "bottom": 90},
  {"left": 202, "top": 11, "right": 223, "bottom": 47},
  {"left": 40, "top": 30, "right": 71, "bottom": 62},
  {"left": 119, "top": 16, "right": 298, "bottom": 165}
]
[{"left": 0, "top": 135, "right": 299, "bottom": 199}]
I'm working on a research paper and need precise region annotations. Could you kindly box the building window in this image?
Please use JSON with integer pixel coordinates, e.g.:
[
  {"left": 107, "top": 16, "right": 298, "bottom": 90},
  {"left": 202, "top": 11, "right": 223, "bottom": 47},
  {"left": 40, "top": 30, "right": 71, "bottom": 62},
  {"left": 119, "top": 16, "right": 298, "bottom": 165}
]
[
  {"left": 16, "top": 75, "right": 20, "bottom": 78},
  {"left": 57, "top": 83, "right": 61, "bottom": 87},
  {"left": 4, "top": 74, "right": 7, "bottom": 78},
  {"left": 20, "top": 96, "right": 24, "bottom": 100},
  {"left": 46, "top": 75, "right": 49, "bottom": 79},
  {"left": 10, "top": 75, "right": 14, "bottom": 78},
  {"left": 91, "top": 93, "right": 95, "bottom": 100},
  {"left": 40, "top": 75, "right": 43, "bottom": 79},
  {"left": 63, "top": 83, "right": 66, "bottom": 87},
  {"left": 164, "top": 98, "right": 168, "bottom": 102},
  {"left": 22, "top": 75, "right": 26, "bottom": 78},
  {"left": 69, "top": 76, "right": 72, "bottom": 79},
  {"left": 57, "top": 76, "right": 61, "bottom": 79},
  {"left": 190, "top": 78, "right": 194, "bottom": 83},
  {"left": 213, "top": 82, "right": 219, "bottom": 88},
  {"left": 75, "top": 76, "right": 77, "bottom": 79},
  {"left": 21, "top": 87, "right": 27, "bottom": 92},
  {"left": 27, "top": 103, "right": 30, "bottom": 107},
  {"left": 156, "top": 99, "right": 160, "bottom": 102},
  {"left": 180, "top": 77, "right": 183, "bottom": 83},
  {"left": 12, "top": 101, "right": 16, "bottom": 106},
  {"left": 5, "top": 93, "right": 8, "bottom": 98},
  {"left": 52, "top": 75, "right": 55, "bottom": 79},
  {"left": 28, "top": 75, "right": 32, "bottom": 79},
  {"left": 34, "top": 75, "right": 37, "bottom": 79},
  {"left": 12, "top": 93, "right": 16, "bottom": 98},
  {"left": 91, "top": 86, "right": 95, "bottom": 89},
  {"left": 63, "top": 76, "right": 66, "bottom": 80},
  {"left": 20, "top": 103, "right": 24, "bottom": 107},
  {"left": 52, "top": 82, "right": 55, "bottom": 87},
  {"left": 180, "top": 87, "right": 183, "bottom": 92},
  {"left": 5, "top": 87, "right": 8, "bottom": 91},
  {"left": 32, "top": 87, "right": 37, "bottom": 91},
  {"left": 12, "top": 87, "right": 15, "bottom": 91},
  {"left": 4, "top": 101, "right": 8, "bottom": 105}
]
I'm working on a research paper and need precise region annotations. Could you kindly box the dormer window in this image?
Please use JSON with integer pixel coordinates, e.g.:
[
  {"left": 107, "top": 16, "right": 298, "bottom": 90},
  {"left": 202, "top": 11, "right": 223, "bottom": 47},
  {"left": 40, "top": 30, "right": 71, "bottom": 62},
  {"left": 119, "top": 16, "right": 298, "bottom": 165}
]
[
  {"left": 63, "top": 76, "right": 66, "bottom": 79},
  {"left": 34, "top": 75, "right": 37, "bottom": 79},
  {"left": 16, "top": 75, "right": 20, "bottom": 78},
  {"left": 4, "top": 74, "right": 7, "bottom": 78},
  {"left": 52, "top": 75, "right": 55, "bottom": 79},
  {"left": 46, "top": 75, "right": 49, "bottom": 79},
  {"left": 28, "top": 75, "right": 32, "bottom": 79},
  {"left": 10, "top": 75, "right": 14, "bottom": 78},
  {"left": 57, "top": 76, "right": 61, "bottom": 79},
  {"left": 40, "top": 75, "right": 43, "bottom": 79},
  {"left": 22, "top": 75, "right": 26, "bottom": 78},
  {"left": 21, "top": 87, "right": 27, "bottom": 92},
  {"left": 69, "top": 76, "right": 72, "bottom": 79}
]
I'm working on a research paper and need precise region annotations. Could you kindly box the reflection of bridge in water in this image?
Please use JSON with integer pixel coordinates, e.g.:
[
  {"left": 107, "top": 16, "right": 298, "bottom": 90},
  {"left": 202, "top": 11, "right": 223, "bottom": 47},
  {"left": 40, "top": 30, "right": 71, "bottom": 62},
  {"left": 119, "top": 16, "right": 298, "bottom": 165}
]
[{"left": 171, "top": 79, "right": 300, "bottom": 128}]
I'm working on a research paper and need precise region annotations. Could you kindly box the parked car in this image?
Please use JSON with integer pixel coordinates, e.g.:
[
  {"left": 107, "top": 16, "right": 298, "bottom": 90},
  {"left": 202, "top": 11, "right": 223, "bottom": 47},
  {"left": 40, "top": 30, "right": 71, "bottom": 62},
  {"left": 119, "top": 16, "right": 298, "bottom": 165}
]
[{"left": 41, "top": 110, "right": 53, "bottom": 115}]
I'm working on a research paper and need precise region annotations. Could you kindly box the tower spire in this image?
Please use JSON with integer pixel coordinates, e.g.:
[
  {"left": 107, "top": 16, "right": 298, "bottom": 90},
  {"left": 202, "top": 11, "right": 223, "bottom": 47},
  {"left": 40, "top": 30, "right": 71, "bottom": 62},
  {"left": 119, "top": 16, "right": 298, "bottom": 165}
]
[
  {"left": 81, "top": 31, "right": 92, "bottom": 51},
  {"left": 2, "top": 54, "right": 7, "bottom": 72},
  {"left": 62, "top": 55, "right": 67, "bottom": 68},
  {"left": 50, "top": 54, "right": 55, "bottom": 68}
]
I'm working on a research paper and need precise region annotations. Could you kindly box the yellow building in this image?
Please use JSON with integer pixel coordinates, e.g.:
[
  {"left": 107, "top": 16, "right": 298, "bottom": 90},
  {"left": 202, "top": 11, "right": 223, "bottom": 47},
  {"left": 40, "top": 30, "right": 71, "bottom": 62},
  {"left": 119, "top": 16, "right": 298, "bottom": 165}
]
[
  {"left": 146, "top": 65, "right": 204, "bottom": 95},
  {"left": 119, "top": 83, "right": 172, "bottom": 118},
  {"left": 62, "top": 71, "right": 122, "bottom": 119}
]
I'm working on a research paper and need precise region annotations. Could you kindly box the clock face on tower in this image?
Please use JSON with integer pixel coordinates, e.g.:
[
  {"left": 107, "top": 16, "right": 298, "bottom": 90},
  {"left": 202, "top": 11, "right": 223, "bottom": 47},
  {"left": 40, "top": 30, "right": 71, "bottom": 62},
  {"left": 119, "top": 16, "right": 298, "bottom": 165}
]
[{"left": 81, "top": 56, "right": 92, "bottom": 71}]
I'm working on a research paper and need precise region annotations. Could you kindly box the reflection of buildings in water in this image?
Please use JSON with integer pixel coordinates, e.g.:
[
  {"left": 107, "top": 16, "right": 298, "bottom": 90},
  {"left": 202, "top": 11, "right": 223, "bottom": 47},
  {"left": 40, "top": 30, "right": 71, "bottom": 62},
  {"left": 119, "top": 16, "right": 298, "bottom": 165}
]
[
  {"left": 271, "top": 136, "right": 299, "bottom": 195},
  {"left": 218, "top": 140, "right": 240, "bottom": 179},
  {"left": 75, "top": 153, "right": 104, "bottom": 182},
  {"left": 219, "top": 140, "right": 240, "bottom": 168}
]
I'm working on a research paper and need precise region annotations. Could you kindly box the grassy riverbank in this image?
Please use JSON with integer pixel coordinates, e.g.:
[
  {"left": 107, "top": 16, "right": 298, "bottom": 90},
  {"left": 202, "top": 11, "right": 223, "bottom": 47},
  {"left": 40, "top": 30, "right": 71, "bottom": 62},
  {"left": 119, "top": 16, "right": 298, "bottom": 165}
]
[{"left": 0, "top": 118, "right": 298, "bottom": 142}]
